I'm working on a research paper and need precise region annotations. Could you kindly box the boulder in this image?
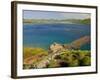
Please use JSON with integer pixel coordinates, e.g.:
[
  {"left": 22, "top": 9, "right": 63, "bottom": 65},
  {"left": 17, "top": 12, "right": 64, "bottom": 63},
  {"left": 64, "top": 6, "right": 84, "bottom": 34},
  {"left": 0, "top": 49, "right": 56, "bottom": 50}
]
[{"left": 49, "top": 42, "right": 64, "bottom": 53}]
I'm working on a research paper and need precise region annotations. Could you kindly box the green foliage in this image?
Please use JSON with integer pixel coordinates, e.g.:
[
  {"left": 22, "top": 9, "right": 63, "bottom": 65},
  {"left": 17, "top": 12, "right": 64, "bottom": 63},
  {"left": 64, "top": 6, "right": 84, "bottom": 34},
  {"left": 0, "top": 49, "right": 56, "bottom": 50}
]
[
  {"left": 53, "top": 50, "right": 91, "bottom": 67},
  {"left": 68, "top": 18, "right": 91, "bottom": 24},
  {"left": 68, "top": 59, "right": 79, "bottom": 67},
  {"left": 79, "top": 18, "right": 91, "bottom": 24},
  {"left": 47, "top": 60, "right": 60, "bottom": 68},
  {"left": 80, "top": 56, "right": 91, "bottom": 66},
  {"left": 60, "top": 50, "right": 73, "bottom": 63}
]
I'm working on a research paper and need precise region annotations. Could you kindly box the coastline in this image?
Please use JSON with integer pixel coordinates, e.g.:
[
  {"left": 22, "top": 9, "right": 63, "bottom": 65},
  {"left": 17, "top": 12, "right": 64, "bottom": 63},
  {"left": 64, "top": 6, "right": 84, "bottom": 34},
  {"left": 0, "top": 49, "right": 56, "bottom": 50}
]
[{"left": 23, "top": 18, "right": 90, "bottom": 25}]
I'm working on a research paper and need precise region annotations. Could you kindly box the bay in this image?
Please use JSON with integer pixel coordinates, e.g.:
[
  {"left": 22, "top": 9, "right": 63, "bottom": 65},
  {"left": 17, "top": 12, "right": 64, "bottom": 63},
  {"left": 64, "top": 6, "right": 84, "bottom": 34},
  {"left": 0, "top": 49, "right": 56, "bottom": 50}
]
[{"left": 23, "top": 23, "right": 90, "bottom": 50}]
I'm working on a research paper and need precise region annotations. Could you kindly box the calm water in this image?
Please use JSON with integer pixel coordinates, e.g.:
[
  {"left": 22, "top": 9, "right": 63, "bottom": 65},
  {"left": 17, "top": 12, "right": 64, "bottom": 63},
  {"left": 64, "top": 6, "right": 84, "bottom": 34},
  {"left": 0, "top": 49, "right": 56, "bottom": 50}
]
[{"left": 23, "top": 23, "right": 90, "bottom": 50}]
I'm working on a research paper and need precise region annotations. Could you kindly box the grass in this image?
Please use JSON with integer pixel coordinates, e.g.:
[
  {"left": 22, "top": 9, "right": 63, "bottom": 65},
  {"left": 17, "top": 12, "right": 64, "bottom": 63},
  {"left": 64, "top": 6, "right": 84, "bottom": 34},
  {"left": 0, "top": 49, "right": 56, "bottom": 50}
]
[{"left": 23, "top": 47, "right": 48, "bottom": 59}]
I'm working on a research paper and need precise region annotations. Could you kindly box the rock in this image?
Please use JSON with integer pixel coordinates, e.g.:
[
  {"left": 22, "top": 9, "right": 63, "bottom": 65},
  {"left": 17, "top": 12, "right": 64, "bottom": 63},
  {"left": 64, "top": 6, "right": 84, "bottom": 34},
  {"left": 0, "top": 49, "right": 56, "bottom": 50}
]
[{"left": 49, "top": 42, "right": 64, "bottom": 53}]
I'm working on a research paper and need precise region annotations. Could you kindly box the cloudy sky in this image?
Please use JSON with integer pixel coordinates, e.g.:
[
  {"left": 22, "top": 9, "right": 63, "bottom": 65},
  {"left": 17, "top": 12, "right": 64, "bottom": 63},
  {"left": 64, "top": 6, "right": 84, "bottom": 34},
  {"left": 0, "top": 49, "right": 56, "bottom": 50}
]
[{"left": 23, "top": 10, "right": 90, "bottom": 19}]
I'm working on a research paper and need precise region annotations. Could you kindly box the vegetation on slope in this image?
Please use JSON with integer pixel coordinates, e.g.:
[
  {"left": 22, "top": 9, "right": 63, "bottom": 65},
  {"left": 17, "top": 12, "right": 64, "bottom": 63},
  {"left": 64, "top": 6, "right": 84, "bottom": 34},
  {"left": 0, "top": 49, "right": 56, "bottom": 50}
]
[
  {"left": 23, "top": 49, "right": 91, "bottom": 69},
  {"left": 69, "top": 18, "right": 91, "bottom": 24},
  {"left": 23, "top": 36, "right": 91, "bottom": 69},
  {"left": 23, "top": 48, "right": 48, "bottom": 59},
  {"left": 47, "top": 50, "right": 90, "bottom": 68}
]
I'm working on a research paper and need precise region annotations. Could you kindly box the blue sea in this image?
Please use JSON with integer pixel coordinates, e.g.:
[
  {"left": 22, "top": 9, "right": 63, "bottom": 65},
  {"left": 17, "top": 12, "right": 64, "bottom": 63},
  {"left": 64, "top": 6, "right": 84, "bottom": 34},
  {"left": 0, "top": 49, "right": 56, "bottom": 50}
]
[{"left": 23, "top": 23, "right": 90, "bottom": 50}]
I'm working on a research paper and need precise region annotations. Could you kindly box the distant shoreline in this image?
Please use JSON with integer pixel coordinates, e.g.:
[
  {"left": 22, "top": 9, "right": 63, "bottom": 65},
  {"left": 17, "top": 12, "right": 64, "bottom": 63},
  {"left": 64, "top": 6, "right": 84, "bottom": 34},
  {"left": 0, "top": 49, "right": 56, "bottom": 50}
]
[{"left": 23, "top": 18, "right": 90, "bottom": 25}]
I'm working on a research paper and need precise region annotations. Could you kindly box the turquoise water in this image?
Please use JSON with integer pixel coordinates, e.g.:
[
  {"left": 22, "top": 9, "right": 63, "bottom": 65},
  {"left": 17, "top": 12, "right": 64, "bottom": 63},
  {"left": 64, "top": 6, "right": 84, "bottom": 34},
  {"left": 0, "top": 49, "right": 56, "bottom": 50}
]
[{"left": 23, "top": 23, "right": 90, "bottom": 50}]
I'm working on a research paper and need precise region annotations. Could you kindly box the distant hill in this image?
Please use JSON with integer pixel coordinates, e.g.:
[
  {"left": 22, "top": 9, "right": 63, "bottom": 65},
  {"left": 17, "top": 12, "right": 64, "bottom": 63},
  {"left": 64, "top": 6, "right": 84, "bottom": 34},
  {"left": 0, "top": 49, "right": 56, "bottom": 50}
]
[
  {"left": 68, "top": 18, "right": 90, "bottom": 24},
  {"left": 23, "top": 18, "right": 90, "bottom": 24}
]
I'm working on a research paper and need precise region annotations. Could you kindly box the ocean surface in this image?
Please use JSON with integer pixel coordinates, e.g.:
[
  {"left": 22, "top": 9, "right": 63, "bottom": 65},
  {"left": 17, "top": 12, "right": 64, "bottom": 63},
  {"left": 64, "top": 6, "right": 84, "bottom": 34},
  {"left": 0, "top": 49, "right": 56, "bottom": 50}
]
[{"left": 23, "top": 23, "right": 90, "bottom": 50}]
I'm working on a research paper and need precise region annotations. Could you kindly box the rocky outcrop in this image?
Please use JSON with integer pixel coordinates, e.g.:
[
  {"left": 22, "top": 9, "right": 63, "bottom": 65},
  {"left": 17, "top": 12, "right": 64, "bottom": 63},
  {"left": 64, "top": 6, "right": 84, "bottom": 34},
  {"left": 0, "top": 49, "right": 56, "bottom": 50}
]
[{"left": 49, "top": 42, "right": 64, "bottom": 53}]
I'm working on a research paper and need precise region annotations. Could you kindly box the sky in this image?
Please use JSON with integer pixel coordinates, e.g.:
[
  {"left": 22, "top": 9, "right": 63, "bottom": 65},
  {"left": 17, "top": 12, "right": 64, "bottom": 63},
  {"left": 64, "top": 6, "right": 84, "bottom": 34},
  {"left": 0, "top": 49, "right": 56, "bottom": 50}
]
[{"left": 23, "top": 10, "right": 90, "bottom": 19}]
